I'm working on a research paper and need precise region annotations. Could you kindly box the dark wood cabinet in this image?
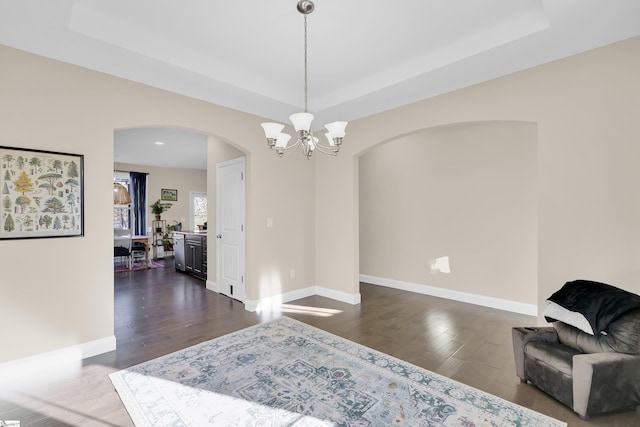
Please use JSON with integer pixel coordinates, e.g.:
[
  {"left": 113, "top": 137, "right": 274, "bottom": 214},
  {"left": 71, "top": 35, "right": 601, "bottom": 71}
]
[
  {"left": 180, "top": 232, "right": 207, "bottom": 280},
  {"left": 202, "top": 235, "right": 207, "bottom": 279}
]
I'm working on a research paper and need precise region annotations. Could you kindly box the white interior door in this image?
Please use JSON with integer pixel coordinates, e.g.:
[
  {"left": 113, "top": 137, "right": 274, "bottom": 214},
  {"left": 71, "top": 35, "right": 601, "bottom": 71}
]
[{"left": 216, "top": 157, "right": 246, "bottom": 303}]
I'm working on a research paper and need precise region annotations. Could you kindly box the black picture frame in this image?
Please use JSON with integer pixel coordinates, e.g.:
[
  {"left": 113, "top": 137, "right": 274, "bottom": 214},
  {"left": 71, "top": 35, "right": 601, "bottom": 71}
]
[
  {"left": 161, "top": 188, "right": 177, "bottom": 201},
  {"left": 0, "top": 146, "right": 84, "bottom": 240}
]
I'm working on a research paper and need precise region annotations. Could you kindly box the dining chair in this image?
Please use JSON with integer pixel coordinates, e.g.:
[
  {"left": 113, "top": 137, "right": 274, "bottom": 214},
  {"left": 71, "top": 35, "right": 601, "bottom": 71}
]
[
  {"left": 131, "top": 236, "right": 148, "bottom": 266},
  {"left": 114, "top": 230, "right": 133, "bottom": 269}
]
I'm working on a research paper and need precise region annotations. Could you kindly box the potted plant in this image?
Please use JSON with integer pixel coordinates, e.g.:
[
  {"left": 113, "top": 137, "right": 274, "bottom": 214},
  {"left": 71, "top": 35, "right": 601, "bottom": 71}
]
[
  {"left": 150, "top": 199, "right": 172, "bottom": 220},
  {"left": 167, "top": 220, "right": 182, "bottom": 232},
  {"left": 162, "top": 233, "right": 174, "bottom": 251}
]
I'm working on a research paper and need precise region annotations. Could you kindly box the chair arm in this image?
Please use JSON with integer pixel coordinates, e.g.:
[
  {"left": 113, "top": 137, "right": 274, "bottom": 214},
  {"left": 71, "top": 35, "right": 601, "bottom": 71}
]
[
  {"left": 573, "top": 352, "right": 640, "bottom": 418},
  {"left": 512, "top": 327, "right": 558, "bottom": 380}
]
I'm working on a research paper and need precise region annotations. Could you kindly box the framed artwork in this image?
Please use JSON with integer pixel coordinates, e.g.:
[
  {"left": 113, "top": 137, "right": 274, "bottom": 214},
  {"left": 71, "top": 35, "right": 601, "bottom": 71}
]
[
  {"left": 161, "top": 188, "right": 177, "bottom": 201},
  {"left": 1, "top": 146, "right": 84, "bottom": 240}
]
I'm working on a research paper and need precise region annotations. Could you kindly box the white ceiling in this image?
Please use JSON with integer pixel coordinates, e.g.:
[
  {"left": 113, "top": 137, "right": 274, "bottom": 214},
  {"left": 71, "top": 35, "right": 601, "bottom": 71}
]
[
  {"left": 114, "top": 128, "right": 208, "bottom": 171},
  {"left": 2, "top": 0, "right": 640, "bottom": 169}
]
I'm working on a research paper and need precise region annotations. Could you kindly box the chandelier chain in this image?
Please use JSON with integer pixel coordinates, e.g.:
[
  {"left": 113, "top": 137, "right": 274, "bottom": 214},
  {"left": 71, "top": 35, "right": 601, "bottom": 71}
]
[{"left": 304, "top": 14, "right": 308, "bottom": 113}]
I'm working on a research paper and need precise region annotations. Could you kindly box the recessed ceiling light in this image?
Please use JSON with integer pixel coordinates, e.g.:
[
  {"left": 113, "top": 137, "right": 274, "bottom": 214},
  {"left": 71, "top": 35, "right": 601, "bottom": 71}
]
[{"left": 154, "top": 141, "right": 165, "bottom": 145}]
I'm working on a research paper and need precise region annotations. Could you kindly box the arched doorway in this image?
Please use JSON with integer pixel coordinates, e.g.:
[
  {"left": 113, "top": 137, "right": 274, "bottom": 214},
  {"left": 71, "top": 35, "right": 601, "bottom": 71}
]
[{"left": 358, "top": 121, "right": 538, "bottom": 314}]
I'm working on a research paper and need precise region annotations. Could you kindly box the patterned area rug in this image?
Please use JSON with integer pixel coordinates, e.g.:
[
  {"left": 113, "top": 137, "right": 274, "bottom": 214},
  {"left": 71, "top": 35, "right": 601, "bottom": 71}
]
[
  {"left": 109, "top": 317, "right": 566, "bottom": 427},
  {"left": 114, "top": 260, "right": 165, "bottom": 273}
]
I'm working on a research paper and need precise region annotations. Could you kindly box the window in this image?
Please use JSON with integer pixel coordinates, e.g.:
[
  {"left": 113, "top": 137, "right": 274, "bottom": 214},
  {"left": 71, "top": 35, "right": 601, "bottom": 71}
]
[{"left": 190, "top": 191, "right": 207, "bottom": 230}]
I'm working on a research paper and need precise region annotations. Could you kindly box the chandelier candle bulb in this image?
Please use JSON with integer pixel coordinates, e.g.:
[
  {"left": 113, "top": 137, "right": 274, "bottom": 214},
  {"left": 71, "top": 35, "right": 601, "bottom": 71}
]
[
  {"left": 261, "top": 123, "right": 284, "bottom": 139},
  {"left": 261, "top": 123, "right": 285, "bottom": 149},
  {"left": 274, "top": 133, "right": 291, "bottom": 156},
  {"left": 275, "top": 133, "right": 291, "bottom": 148},
  {"left": 325, "top": 133, "right": 335, "bottom": 148},
  {"left": 289, "top": 112, "right": 314, "bottom": 132},
  {"left": 325, "top": 121, "right": 347, "bottom": 138}
]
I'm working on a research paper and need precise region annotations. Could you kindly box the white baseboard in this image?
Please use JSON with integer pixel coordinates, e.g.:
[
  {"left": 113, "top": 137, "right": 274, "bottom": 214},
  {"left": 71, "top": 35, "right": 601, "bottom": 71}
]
[
  {"left": 360, "top": 274, "right": 537, "bottom": 316},
  {"left": 221, "top": 275, "right": 531, "bottom": 316},
  {"left": 245, "top": 286, "right": 316, "bottom": 312},
  {"left": 82, "top": 335, "right": 117, "bottom": 358},
  {"left": 206, "top": 279, "right": 219, "bottom": 292},
  {"left": 0, "top": 335, "right": 116, "bottom": 385},
  {"left": 316, "top": 286, "right": 362, "bottom": 305},
  {"left": 245, "top": 286, "right": 361, "bottom": 312}
]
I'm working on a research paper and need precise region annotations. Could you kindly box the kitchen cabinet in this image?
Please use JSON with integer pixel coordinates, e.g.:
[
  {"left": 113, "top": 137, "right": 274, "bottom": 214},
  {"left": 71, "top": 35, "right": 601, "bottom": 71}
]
[
  {"left": 177, "top": 232, "right": 207, "bottom": 281},
  {"left": 202, "top": 234, "right": 208, "bottom": 279}
]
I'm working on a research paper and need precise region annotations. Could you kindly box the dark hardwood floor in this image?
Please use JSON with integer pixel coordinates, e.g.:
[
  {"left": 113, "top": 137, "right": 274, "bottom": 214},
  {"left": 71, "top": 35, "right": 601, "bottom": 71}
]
[{"left": 1, "top": 258, "right": 638, "bottom": 426}]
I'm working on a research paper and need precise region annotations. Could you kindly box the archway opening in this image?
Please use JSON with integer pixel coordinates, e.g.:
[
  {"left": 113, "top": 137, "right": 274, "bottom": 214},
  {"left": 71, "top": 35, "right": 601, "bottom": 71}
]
[{"left": 358, "top": 121, "right": 537, "bottom": 313}]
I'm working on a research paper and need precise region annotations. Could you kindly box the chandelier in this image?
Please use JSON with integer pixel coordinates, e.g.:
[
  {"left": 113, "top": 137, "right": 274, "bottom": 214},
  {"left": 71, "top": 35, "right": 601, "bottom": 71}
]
[
  {"left": 113, "top": 181, "right": 132, "bottom": 205},
  {"left": 261, "top": 0, "right": 347, "bottom": 159}
]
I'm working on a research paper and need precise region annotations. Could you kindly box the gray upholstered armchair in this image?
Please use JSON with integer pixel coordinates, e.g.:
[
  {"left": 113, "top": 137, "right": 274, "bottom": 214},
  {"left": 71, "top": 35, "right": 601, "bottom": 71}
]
[{"left": 512, "top": 309, "right": 640, "bottom": 419}]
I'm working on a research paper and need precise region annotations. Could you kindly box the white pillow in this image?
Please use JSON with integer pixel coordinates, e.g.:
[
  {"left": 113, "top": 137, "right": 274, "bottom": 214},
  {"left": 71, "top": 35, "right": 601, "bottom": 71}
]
[{"left": 543, "top": 301, "right": 594, "bottom": 335}]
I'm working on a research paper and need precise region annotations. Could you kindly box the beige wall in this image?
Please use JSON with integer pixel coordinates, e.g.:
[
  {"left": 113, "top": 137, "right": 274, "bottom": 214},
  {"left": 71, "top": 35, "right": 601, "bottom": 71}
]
[
  {"left": 359, "top": 121, "right": 537, "bottom": 304},
  {"left": 316, "top": 36, "right": 640, "bottom": 321},
  {"left": 0, "top": 44, "right": 315, "bottom": 364},
  {"left": 3, "top": 35, "right": 640, "bottom": 365},
  {"left": 247, "top": 144, "right": 316, "bottom": 300}
]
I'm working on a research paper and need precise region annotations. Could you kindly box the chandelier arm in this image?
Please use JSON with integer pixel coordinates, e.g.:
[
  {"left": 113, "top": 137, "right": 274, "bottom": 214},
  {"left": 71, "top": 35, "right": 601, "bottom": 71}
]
[
  {"left": 311, "top": 143, "right": 340, "bottom": 156},
  {"left": 274, "top": 139, "right": 303, "bottom": 158}
]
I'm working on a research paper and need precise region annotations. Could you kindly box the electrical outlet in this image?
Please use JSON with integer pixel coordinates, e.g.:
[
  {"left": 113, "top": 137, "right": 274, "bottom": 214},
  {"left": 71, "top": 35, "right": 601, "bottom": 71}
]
[{"left": 290, "top": 269, "right": 295, "bottom": 278}]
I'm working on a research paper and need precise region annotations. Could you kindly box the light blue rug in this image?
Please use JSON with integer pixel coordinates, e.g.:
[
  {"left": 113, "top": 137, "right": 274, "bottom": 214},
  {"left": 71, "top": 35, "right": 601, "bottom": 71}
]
[{"left": 109, "top": 317, "right": 566, "bottom": 426}]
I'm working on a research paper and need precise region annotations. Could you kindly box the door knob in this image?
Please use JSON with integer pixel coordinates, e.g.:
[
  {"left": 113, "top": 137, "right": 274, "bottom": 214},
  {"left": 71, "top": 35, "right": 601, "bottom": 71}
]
[{"left": 216, "top": 234, "right": 222, "bottom": 239}]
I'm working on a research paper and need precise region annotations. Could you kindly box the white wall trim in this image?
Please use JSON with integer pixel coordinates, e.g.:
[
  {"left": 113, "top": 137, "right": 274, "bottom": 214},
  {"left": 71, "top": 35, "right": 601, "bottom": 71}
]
[
  {"left": 245, "top": 286, "right": 316, "bottom": 312},
  {"left": 360, "top": 274, "right": 537, "bottom": 316},
  {"left": 316, "top": 286, "right": 362, "bottom": 305},
  {"left": 0, "top": 335, "right": 116, "bottom": 384},
  {"left": 211, "top": 275, "right": 530, "bottom": 316},
  {"left": 245, "top": 299, "right": 259, "bottom": 312},
  {"left": 245, "top": 286, "right": 361, "bottom": 312},
  {"left": 82, "top": 335, "right": 117, "bottom": 358},
  {"left": 206, "top": 279, "right": 219, "bottom": 293}
]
